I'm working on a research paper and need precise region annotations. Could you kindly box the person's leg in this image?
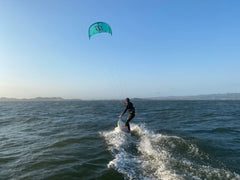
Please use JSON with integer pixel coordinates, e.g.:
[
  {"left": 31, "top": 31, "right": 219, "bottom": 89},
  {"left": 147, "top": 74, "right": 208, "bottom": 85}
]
[{"left": 125, "top": 114, "right": 135, "bottom": 131}]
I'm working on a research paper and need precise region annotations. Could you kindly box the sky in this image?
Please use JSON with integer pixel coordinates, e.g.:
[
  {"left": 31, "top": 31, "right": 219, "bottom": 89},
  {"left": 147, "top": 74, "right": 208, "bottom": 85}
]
[{"left": 1, "top": 0, "right": 240, "bottom": 100}]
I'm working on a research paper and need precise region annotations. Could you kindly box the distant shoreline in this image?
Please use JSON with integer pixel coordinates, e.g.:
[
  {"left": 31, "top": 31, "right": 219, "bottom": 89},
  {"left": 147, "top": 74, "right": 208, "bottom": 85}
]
[
  {"left": 143, "top": 93, "right": 240, "bottom": 100},
  {"left": 1, "top": 93, "right": 240, "bottom": 101},
  {"left": 0, "top": 97, "right": 69, "bottom": 102}
]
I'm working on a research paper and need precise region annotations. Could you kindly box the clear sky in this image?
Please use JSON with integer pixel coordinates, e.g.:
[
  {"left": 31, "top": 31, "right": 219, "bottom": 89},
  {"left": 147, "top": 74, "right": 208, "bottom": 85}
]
[{"left": 1, "top": 0, "right": 240, "bottom": 100}]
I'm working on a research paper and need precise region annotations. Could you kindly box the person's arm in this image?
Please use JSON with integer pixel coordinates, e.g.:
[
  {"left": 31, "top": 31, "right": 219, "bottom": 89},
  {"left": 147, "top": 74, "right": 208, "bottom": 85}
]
[
  {"left": 121, "top": 106, "right": 128, "bottom": 116},
  {"left": 119, "top": 104, "right": 128, "bottom": 118}
]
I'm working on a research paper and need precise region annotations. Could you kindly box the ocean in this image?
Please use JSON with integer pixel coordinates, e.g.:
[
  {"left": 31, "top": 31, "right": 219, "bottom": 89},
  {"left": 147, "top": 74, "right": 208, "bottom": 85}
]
[{"left": 0, "top": 100, "right": 240, "bottom": 180}]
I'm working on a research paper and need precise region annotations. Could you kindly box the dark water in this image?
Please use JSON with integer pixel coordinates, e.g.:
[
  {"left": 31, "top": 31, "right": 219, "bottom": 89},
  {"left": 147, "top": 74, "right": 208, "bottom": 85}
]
[{"left": 0, "top": 100, "right": 240, "bottom": 180}]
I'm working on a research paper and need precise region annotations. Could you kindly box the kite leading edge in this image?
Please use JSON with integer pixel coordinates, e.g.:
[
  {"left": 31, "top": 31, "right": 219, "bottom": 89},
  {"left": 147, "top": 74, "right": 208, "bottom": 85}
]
[{"left": 88, "top": 22, "right": 112, "bottom": 39}]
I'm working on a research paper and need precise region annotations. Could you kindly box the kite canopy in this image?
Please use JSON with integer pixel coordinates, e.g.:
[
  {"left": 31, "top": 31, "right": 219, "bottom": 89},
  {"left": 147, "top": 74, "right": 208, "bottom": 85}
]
[{"left": 88, "top": 22, "right": 112, "bottom": 39}]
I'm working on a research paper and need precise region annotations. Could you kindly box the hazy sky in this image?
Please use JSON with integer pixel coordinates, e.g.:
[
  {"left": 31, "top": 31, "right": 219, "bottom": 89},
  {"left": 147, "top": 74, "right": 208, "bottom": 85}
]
[{"left": 1, "top": 0, "right": 240, "bottom": 99}]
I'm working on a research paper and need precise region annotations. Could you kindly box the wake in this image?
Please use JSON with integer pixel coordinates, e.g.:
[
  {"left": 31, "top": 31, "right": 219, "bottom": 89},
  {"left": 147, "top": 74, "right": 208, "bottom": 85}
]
[{"left": 100, "top": 123, "right": 240, "bottom": 180}]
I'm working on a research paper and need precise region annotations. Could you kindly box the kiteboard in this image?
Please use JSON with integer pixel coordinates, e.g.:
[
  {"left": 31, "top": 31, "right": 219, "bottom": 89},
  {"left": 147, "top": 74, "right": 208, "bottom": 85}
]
[{"left": 118, "top": 119, "right": 130, "bottom": 133}]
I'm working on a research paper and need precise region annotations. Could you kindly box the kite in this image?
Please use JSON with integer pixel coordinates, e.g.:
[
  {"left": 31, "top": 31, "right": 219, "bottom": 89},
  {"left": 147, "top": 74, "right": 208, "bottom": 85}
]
[{"left": 88, "top": 22, "right": 112, "bottom": 39}]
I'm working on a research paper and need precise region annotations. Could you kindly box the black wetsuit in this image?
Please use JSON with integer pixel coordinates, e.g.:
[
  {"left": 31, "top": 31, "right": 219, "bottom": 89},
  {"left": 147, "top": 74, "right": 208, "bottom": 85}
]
[{"left": 121, "top": 102, "right": 135, "bottom": 131}]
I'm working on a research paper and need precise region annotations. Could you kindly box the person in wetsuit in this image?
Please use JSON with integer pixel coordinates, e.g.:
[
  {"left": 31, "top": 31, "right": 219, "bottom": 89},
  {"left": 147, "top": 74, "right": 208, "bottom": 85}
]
[{"left": 119, "top": 98, "right": 135, "bottom": 132}]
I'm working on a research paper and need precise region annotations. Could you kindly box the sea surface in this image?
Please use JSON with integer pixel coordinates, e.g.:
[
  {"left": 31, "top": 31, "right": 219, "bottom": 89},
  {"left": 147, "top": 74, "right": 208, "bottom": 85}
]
[{"left": 0, "top": 100, "right": 240, "bottom": 180}]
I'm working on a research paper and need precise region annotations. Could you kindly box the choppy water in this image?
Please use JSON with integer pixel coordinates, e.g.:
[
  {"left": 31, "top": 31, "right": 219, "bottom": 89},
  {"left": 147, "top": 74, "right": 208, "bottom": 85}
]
[{"left": 0, "top": 100, "right": 240, "bottom": 180}]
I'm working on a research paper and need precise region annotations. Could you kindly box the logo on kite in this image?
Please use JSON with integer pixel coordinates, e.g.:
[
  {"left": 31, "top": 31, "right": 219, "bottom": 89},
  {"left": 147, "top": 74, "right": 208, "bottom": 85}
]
[{"left": 88, "top": 22, "right": 112, "bottom": 39}]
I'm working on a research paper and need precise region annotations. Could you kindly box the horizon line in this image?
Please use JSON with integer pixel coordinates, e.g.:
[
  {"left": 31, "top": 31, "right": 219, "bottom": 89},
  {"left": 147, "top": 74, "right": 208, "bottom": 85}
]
[{"left": 1, "top": 92, "right": 240, "bottom": 101}]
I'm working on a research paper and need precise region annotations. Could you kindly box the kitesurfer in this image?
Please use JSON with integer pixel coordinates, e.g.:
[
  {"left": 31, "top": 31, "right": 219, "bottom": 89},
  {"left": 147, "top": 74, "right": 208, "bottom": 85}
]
[{"left": 119, "top": 98, "right": 135, "bottom": 132}]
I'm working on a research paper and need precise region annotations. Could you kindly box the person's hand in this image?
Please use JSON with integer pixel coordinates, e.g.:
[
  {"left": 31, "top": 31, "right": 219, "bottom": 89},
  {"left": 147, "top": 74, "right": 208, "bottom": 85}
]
[{"left": 119, "top": 115, "right": 122, "bottom": 118}]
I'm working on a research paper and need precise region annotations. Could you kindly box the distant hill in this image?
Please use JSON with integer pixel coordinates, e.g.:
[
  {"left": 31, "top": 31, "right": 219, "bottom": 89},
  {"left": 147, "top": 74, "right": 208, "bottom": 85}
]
[
  {"left": 145, "top": 93, "right": 240, "bottom": 100},
  {"left": 0, "top": 97, "right": 65, "bottom": 101},
  {"left": 1, "top": 93, "right": 240, "bottom": 101}
]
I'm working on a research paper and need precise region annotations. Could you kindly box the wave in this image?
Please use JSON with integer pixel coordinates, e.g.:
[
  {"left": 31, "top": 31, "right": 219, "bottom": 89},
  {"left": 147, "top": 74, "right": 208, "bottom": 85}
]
[
  {"left": 101, "top": 123, "right": 240, "bottom": 180},
  {"left": 212, "top": 127, "right": 240, "bottom": 134}
]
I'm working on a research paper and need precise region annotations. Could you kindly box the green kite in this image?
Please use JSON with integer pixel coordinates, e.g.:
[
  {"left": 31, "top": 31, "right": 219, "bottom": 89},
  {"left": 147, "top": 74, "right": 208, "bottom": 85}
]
[{"left": 88, "top": 22, "right": 112, "bottom": 39}]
